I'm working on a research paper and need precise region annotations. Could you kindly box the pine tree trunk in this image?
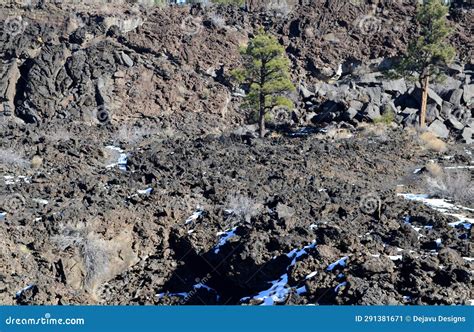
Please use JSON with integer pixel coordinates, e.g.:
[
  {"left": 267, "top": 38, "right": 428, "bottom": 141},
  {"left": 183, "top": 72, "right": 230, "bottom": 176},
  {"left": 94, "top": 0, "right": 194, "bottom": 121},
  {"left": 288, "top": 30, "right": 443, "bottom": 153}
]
[
  {"left": 259, "top": 112, "right": 265, "bottom": 138},
  {"left": 259, "top": 64, "right": 266, "bottom": 138},
  {"left": 420, "top": 76, "right": 429, "bottom": 128},
  {"left": 259, "top": 96, "right": 265, "bottom": 138}
]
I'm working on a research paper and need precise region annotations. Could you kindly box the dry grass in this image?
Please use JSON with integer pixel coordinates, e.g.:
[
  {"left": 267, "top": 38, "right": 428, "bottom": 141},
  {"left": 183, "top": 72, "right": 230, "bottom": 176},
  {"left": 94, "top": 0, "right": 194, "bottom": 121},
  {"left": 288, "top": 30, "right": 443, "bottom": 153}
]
[
  {"left": 209, "top": 13, "right": 226, "bottom": 29},
  {"left": 225, "top": 194, "right": 262, "bottom": 226},
  {"left": 425, "top": 162, "right": 443, "bottom": 177},
  {"left": 30, "top": 155, "right": 43, "bottom": 169},
  {"left": 357, "top": 123, "right": 389, "bottom": 140},
  {"left": 265, "top": 0, "right": 292, "bottom": 16},
  {"left": 45, "top": 129, "right": 72, "bottom": 143},
  {"left": 113, "top": 124, "right": 162, "bottom": 145},
  {"left": 53, "top": 224, "right": 111, "bottom": 290},
  {"left": 419, "top": 131, "right": 447, "bottom": 153},
  {"left": 423, "top": 168, "right": 473, "bottom": 206},
  {"left": 0, "top": 148, "right": 29, "bottom": 168}
]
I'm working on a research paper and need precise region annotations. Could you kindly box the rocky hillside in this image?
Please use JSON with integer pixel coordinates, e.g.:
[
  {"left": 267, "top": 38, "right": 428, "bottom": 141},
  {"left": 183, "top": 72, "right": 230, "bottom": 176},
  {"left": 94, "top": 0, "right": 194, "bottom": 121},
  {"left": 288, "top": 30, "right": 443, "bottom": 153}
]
[
  {"left": 0, "top": 1, "right": 473, "bottom": 305},
  {"left": 0, "top": 1, "right": 472, "bottom": 136}
]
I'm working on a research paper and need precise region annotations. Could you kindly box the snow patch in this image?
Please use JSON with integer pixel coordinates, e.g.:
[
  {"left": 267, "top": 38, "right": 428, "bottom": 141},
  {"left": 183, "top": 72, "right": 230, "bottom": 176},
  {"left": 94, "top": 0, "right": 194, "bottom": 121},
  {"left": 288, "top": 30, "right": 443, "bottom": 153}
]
[
  {"left": 105, "top": 146, "right": 127, "bottom": 171},
  {"left": 15, "top": 285, "right": 35, "bottom": 298},
  {"left": 213, "top": 227, "right": 238, "bottom": 254},
  {"left": 444, "top": 166, "right": 474, "bottom": 170},
  {"left": 137, "top": 188, "right": 153, "bottom": 195},
  {"left": 296, "top": 286, "right": 307, "bottom": 295},
  {"left": 334, "top": 282, "right": 347, "bottom": 293},
  {"left": 389, "top": 255, "right": 403, "bottom": 261},
  {"left": 398, "top": 193, "right": 474, "bottom": 228},
  {"left": 32, "top": 198, "right": 48, "bottom": 205},
  {"left": 241, "top": 241, "right": 316, "bottom": 306},
  {"left": 185, "top": 207, "right": 204, "bottom": 225},
  {"left": 327, "top": 256, "right": 348, "bottom": 271},
  {"left": 4, "top": 175, "right": 31, "bottom": 185}
]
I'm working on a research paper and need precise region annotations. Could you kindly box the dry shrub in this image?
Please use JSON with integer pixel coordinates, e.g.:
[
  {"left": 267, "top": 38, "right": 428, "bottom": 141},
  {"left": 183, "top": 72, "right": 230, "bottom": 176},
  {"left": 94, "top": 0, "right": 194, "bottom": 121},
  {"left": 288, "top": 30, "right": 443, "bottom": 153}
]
[
  {"left": 357, "top": 123, "right": 388, "bottom": 140},
  {"left": 30, "top": 155, "right": 43, "bottom": 169},
  {"left": 265, "top": 0, "right": 292, "bottom": 16},
  {"left": 423, "top": 169, "right": 473, "bottom": 206},
  {"left": 45, "top": 128, "right": 72, "bottom": 143},
  {"left": 209, "top": 13, "right": 226, "bottom": 29},
  {"left": 114, "top": 124, "right": 157, "bottom": 145},
  {"left": 0, "top": 148, "right": 29, "bottom": 168},
  {"left": 225, "top": 194, "right": 262, "bottom": 226},
  {"left": 419, "top": 132, "right": 447, "bottom": 153},
  {"left": 425, "top": 162, "right": 443, "bottom": 177},
  {"left": 53, "top": 224, "right": 111, "bottom": 290}
]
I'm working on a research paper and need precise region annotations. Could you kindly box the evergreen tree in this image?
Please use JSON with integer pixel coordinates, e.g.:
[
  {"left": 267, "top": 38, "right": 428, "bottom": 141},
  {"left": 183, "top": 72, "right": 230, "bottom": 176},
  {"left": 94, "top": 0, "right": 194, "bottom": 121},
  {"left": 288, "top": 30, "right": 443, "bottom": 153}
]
[
  {"left": 233, "top": 30, "right": 295, "bottom": 138},
  {"left": 391, "top": 0, "right": 455, "bottom": 127}
]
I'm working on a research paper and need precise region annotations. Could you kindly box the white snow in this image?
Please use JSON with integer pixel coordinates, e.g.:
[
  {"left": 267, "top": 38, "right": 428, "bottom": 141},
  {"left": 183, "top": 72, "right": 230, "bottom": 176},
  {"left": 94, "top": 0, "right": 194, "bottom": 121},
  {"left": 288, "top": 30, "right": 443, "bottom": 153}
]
[
  {"left": 105, "top": 146, "right": 127, "bottom": 171},
  {"left": 398, "top": 193, "right": 474, "bottom": 229},
  {"left": 334, "top": 282, "right": 347, "bottom": 293},
  {"left": 137, "top": 188, "right": 153, "bottom": 195},
  {"left": 327, "top": 256, "right": 348, "bottom": 271},
  {"left": 32, "top": 198, "right": 48, "bottom": 205},
  {"left": 463, "top": 257, "right": 474, "bottom": 262},
  {"left": 444, "top": 166, "right": 474, "bottom": 170},
  {"left": 0, "top": 212, "right": 6, "bottom": 221},
  {"left": 389, "top": 255, "right": 403, "bottom": 261},
  {"left": 213, "top": 227, "right": 238, "bottom": 254},
  {"left": 15, "top": 285, "right": 35, "bottom": 298},
  {"left": 296, "top": 286, "right": 307, "bottom": 295},
  {"left": 185, "top": 208, "right": 203, "bottom": 225},
  {"left": 241, "top": 241, "right": 316, "bottom": 306},
  {"left": 246, "top": 274, "right": 291, "bottom": 306},
  {"left": 305, "top": 271, "right": 317, "bottom": 279},
  {"left": 4, "top": 175, "right": 31, "bottom": 185}
]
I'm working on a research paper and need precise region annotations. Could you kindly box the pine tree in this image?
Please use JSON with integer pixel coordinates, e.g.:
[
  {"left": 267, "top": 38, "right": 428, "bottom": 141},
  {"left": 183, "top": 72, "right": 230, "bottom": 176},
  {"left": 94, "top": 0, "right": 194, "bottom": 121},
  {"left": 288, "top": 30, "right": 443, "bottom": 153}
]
[
  {"left": 232, "top": 30, "right": 295, "bottom": 138},
  {"left": 392, "top": 0, "right": 455, "bottom": 127}
]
